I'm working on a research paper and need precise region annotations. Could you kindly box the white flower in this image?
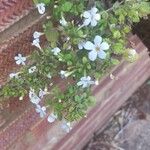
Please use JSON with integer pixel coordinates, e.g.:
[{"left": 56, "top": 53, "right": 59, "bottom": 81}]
[
  {"left": 39, "top": 89, "right": 47, "bottom": 98},
  {"left": 84, "top": 35, "right": 109, "bottom": 61},
  {"left": 78, "top": 41, "right": 86, "bottom": 50},
  {"left": 28, "top": 66, "right": 37, "bottom": 74},
  {"left": 9, "top": 73, "right": 19, "bottom": 79},
  {"left": 14, "top": 54, "right": 26, "bottom": 65},
  {"left": 33, "top": 31, "right": 43, "bottom": 39},
  {"left": 47, "top": 113, "right": 57, "bottom": 123},
  {"left": 77, "top": 76, "right": 95, "bottom": 88},
  {"left": 60, "top": 70, "right": 70, "bottom": 78},
  {"left": 32, "top": 38, "right": 41, "bottom": 49},
  {"left": 83, "top": 7, "right": 100, "bottom": 27},
  {"left": 51, "top": 47, "right": 61, "bottom": 55},
  {"left": 61, "top": 121, "right": 72, "bottom": 133},
  {"left": 35, "top": 105, "right": 46, "bottom": 118},
  {"left": 60, "top": 16, "right": 68, "bottom": 26},
  {"left": 36, "top": 3, "right": 45, "bottom": 15},
  {"left": 29, "top": 88, "right": 41, "bottom": 105}
]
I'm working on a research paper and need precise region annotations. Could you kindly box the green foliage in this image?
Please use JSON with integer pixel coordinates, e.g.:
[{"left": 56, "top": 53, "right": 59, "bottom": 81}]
[
  {"left": 43, "top": 21, "right": 59, "bottom": 47},
  {"left": 0, "top": 0, "right": 149, "bottom": 122}
]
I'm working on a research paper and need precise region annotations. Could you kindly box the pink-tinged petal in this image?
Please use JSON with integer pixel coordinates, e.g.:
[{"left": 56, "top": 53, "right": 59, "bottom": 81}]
[
  {"left": 88, "top": 50, "right": 97, "bottom": 61},
  {"left": 94, "top": 13, "right": 101, "bottom": 20},
  {"left": 83, "top": 11, "right": 90, "bottom": 18},
  {"left": 98, "top": 50, "right": 106, "bottom": 59},
  {"left": 90, "top": 7, "right": 98, "bottom": 14},
  {"left": 94, "top": 35, "right": 102, "bottom": 46},
  {"left": 14, "top": 56, "right": 18, "bottom": 60},
  {"left": 83, "top": 18, "right": 91, "bottom": 26},
  {"left": 100, "top": 42, "right": 110, "bottom": 51},
  {"left": 91, "top": 19, "right": 97, "bottom": 27},
  {"left": 84, "top": 41, "right": 95, "bottom": 50}
]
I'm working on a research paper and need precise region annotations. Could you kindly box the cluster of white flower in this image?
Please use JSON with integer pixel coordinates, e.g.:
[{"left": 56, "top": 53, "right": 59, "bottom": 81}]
[
  {"left": 77, "top": 7, "right": 110, "bottom": 88},
  {"left": 29, "top": 88, "right": 59, "bottom": 123},
  {"left": 32, "top": 31, "right": 43, "bottom": 49}
]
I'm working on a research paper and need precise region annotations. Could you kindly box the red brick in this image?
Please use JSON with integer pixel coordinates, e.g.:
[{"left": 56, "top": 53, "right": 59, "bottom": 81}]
[{"left": 0, "top": 0, "right": 33, "bottom": 32}]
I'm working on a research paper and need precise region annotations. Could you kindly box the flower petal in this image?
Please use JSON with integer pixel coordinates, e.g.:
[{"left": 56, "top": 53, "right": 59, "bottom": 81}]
[
  {"left": 47, "top": 113, "right": 57, "bottom": 123},
  {"left": 91, "top": 19, "right": 97, "bottom": 27},
  {"left": 100, "top": 42, "right": 109, "bottom": 51},
  {"left": 84, "top": 41, "right": 95, "bottom": 50},
  {"left": 94, "top": 35, "right": 102, "bottom": 46},
  {"left": 98, "top": 50, "right": 107, "bottom": 59},
  {"left": 90, "top": 7, "right": 98, "bottom": 15},
  {"left": 83, "top": 11, "right": 90, "bottom": 18},
  {"left": 37, "top": 3, "right": 45, "bottom": 15},
  {"left": 95, "top": 14, "right": 100, "bottom": 20},
  {"left": 77, "top": 81, "right": 83, "bottom": 86},
  {"left": 88, "top": 50, "right": 97, "bottom": 61},
  {"left": 83, "top": 18, "right": 91, "bottom": 26},
  {"left": 16, "top": 60, "right": 21, "bottom": 65}
]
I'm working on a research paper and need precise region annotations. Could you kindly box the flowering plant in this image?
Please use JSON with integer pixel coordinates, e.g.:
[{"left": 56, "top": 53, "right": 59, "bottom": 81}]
[{"left": 0, "top": 0, "right": 149, "bottom": 131}]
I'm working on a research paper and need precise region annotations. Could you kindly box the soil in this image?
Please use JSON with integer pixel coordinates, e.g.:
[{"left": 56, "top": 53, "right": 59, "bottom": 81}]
[{"left": 83, "top": 16, "right": 150, "bottom": 150}]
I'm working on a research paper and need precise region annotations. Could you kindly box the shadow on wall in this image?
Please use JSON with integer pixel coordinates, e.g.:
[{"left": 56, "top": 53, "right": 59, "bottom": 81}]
[{"left": 133, "top": 15, "right": 150, "bottom": 52}]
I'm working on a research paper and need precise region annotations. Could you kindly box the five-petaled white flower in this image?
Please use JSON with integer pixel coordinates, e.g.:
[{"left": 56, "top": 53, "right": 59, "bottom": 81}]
[
  {"left": 84, "top": 35, "right": 109, "bottom": 61},
  {"left": 36, "top": 3, "right": 45, "bottom": 15},
  {"left": 28, "top": 66, "right": 37, "bottom": 74},
  {"left": 77, "top": 76, "right": 95, "bottom": 88},
  {"left": 14, "top": 54, "right": 26, "bottom": 65},
  {"left": 51, "top": 47, "right": 61, "bottom": 55},
  {"left": 60, "top": 16, "right": 68, "bottom": 26},
  {"left": 83, "top": 7, "right": 100, "bottom": 27},
  {"left": 32, "top": 38, "right": 41, "bottom": 50},
  {"left": 33, "top": 31, "right": 44, "bottom": 39},
  {"left": 35, "top": 105, "right": 46, "bottom": 118},
  {"left": 29, "top": 88, "right": 41, "bottom": 105},
  {"left": 47, "top": 113, "right": 58, "bottom": 123},
  {"left": 61, "top": 121, "right": 72, "bottom": 133},
  {"left": 9, "top": 73, "right": 19, "bottom": 79}
]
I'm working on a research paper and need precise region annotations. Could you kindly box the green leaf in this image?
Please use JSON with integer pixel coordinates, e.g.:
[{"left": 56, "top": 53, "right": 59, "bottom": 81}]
[
  {"left": 44, "top": 22, "right": 59, "bottom": 47},
  {"left": 82, "top": 57, "right": 88, "bottom": 64},
  {"left": 113, "top": 31, "right": 121, "bottom": 39},
  {"left": 61, "top": 2, "right": 73, "bottom": 12},
  {"left": 111, "top": 58, "right": 120, "bottom": 65},
  {"left": 113, "top": 43, "right": 124, "bottom": 54}
]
